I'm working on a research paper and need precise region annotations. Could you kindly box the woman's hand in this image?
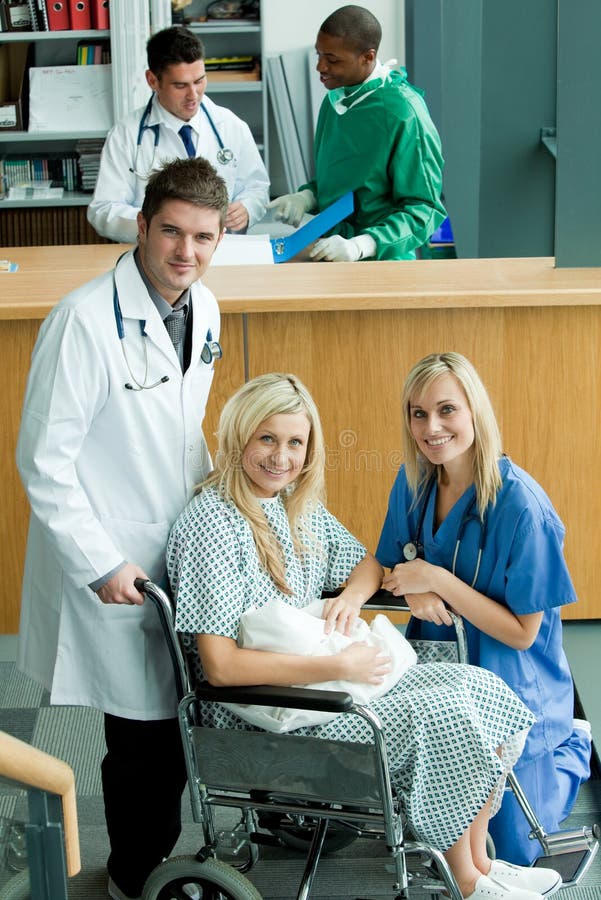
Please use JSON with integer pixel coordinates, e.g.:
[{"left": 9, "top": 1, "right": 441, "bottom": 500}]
[
  {"left": 321, "top": 594, "right": 362, "bottom": 636},
  {"left": 337, "top": 642, "right": 392, "bottom": 685},
  {"left": 382, "top": 559, "right": 438, "bottom": 596},
  {"left": 404, "top": 592, "right": 454, "bottom": 626}
]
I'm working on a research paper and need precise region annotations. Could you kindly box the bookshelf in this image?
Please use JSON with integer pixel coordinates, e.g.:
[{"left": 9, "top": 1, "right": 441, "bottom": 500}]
[{"left": 178, "top": 0, "right": 268, "bottom": 167}]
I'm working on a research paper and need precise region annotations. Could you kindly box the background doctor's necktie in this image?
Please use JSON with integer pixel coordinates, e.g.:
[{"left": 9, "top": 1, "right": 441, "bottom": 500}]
[
  {"left": 178, "top": 124, "right": 196, "bottom": 158},
  {"left": 164, "top": 307, "right": 187, "bottom": 369}
]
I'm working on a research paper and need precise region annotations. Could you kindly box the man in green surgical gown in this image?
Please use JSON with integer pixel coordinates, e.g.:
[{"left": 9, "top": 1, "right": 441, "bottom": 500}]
[{"left": 268, "top": 4, "right": 446, "bottom": 262}]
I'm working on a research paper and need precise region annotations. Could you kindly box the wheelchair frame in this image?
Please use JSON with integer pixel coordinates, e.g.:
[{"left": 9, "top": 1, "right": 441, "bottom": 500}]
[{"left": 138, "top": 580, "right": 598, "bottom": 900}]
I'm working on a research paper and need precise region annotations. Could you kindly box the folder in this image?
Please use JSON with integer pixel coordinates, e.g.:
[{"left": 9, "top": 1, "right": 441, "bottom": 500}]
[
  {"left": 270, "top": 191, "right": 354, "bottom": 264},
  {"left": 45, "top": 0, "right": 70, "bottom": 30},
  {"left": 91, "top": 0, "right": 108, "bottom": 30},
  {"left": 69, "top": 0, "right": 90, "bottom": 29}
]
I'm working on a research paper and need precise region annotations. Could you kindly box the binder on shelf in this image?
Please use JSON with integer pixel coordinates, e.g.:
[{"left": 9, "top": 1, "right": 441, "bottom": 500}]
[
  {"left": 27, "top": 0, "right": 40, "bottom": 30},
  {"left": 5, "top": 2, "right": 33, "bottom": 31},
  {"left": 45, "top": 0, "right": 70, "bottom": 30},
  {"left": 90, "top": 0, "right": 108, "bottom": 30},
  {"left": 68, "top": 0, "right": 90, "bottom": 30},
  {"left": 36, "top": 0, "right": 49, "bottom": 29},
  {"left": 270, "top": 192, "right": 354, "bottom": 264}
]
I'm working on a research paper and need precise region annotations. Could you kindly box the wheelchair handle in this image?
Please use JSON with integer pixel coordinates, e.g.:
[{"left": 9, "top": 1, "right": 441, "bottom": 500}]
[{"left": 134, "top": 578, "right": 191, "bottom": 702}]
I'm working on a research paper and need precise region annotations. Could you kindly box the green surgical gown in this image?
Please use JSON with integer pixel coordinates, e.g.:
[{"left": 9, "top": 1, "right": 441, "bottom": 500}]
[{"left": 302, "top": 70, "right": 446, "bottom": 260}]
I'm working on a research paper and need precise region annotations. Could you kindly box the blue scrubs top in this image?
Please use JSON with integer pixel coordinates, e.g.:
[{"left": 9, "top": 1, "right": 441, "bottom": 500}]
[{"left": 376, "top": 456, "right": 577, "bottom": 765}]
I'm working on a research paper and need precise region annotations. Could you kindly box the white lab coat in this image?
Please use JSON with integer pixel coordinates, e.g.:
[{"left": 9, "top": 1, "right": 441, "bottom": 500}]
[
  {"left": 16, "top": 251, "right": 219, "bottom": 720},
  {"left": 87, "top": 94, "right": 270, "bottom": 243}
]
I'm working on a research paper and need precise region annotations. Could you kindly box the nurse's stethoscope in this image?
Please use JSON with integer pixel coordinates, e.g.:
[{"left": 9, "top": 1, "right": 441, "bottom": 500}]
[
  {"left": 129, "top": 96, "right": 234, "bottom": 178},
  {"left": 112, "top": 281, "right": 222, "bottom": 391},
  {"left": 402, "top": 475, "right": 488, "bottom": 588}
]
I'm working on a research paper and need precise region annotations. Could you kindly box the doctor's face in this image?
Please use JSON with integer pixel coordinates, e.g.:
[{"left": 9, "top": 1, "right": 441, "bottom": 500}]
[
  {"left": 242, "top": 413, "right": 311, "bottom": 498},
  {"left": 146, "top": 60, "right": 207, "bottom": 121},
  {"left": 137, "top": 198, "right": 224, "bottom": 305},
  {"left": 315, "top": 31, "right": 376, "bottom": 90},
  {"left": 409, "top": 374, "right": 475, "bottom": 478}
]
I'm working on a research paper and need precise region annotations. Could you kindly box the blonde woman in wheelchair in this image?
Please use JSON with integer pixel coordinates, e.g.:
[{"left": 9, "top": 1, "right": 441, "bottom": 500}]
[{"left": 167, "top": 372, "right": 560, "bottom": 900}]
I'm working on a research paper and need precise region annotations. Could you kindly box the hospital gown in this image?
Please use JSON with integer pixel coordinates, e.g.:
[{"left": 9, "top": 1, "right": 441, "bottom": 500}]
[
  {"left": 168, "top": 487, "right": 534, "bottom": 852},
  {"left": 377, "top": 455, "right": 592, "bottom": 862}
]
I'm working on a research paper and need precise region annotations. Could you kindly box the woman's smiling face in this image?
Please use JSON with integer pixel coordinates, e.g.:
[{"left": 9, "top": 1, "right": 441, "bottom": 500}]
[
  {"left": 242, "top": 412, "right": 311, "bottom": 497},
  {"left": 409, "top": 373, "right": 475, "bottom": 473}
]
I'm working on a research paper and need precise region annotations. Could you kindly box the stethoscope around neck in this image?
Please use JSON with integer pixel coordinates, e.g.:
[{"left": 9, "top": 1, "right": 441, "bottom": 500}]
[
  {"left": 129, "top": 95, "right": 234, "bottom": 178},
  {"left": 402, "top": 474, "right": 488, "bottom": 588},
  {"left": 112, "top": 278, "right": 222, "bottom": 391}
]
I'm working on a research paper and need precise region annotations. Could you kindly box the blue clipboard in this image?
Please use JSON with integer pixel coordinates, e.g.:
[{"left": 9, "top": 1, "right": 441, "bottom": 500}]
[{"left": 270, "top": 191, "right": 354, "bottom": 263}]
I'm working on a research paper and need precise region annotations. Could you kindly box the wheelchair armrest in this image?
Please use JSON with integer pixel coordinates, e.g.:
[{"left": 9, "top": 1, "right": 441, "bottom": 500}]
[
  {"left": 195, "top": 681, "right": 355, "bottom": 713},
  {"left": 363, "top": 588, "right": 410, "bottom": 612}
]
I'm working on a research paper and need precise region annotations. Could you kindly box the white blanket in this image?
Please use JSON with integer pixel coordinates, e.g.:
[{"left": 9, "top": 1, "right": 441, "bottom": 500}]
[{"left": 222, "top": 598, "right": 417, "bottom": 732}]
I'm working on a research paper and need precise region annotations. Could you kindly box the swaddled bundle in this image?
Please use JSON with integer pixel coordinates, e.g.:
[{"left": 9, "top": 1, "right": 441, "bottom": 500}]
[{"left": 223, "top": 598, "right": 417, "bottom": 732}]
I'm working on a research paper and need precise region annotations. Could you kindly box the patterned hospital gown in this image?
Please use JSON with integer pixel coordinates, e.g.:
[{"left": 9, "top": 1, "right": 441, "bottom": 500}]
[{"left": 167, "top": 487, "right": 535, "bottom": 851}]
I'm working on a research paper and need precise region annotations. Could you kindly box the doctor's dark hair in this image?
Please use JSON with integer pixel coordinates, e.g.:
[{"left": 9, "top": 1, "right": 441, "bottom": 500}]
[
  {"left": 201, "top": 373, "right": 326, "bottom": 595},
  {"left": 140, "top": 157, "right": 228, "bottom": 230},
  {"left": 319, "top": 5, "right": 382, "bottom": 54},
  {"left": 146, "top": 26, "right": 205, "bottom": 77},
  {"left": 401, "top": 352, "right": 503, "bottom": 518}
]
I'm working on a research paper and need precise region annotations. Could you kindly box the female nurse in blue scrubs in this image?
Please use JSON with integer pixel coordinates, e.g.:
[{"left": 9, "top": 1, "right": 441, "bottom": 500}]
[{"left": 376, "top": 351, "right": 592, "bottom": 865}]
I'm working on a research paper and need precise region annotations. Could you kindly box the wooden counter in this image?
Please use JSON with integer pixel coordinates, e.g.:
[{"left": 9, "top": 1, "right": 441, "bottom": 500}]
[{"left": 2, "top": 248, "right": 600, "bottom": 630}]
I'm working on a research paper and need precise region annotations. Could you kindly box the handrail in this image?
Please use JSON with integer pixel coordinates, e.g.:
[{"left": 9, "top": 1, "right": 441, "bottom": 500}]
[{"left": 0, "top": 730, "right": 81, "bottom": 877}]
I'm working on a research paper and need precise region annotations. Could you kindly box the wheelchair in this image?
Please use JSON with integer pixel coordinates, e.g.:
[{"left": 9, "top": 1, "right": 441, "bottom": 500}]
[{"left": 137, "top": 580, "right": 599, "bottom": 900}]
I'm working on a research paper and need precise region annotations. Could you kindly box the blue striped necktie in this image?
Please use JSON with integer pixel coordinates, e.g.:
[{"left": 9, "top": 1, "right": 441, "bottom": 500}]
[{"left": 178, "top": 124, "right": 196, "bottom": 158}]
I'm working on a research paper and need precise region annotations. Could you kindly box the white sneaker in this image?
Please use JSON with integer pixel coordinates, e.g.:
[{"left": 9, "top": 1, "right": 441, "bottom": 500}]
[
  {"left": 107, "top": 876, "right": 141, "bottom": 900},
  {"left": 466, "top": 874, "right": 543, "bottom": 900},
  {"left": 489, "top": 860, "right": 562, "bottom": 896}
]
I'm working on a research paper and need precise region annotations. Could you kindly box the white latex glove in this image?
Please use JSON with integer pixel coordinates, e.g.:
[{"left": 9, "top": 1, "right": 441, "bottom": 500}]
[
  {"left": 267, "top": 189, "right": 316, "bottom": 227},
  {"left": 310, "top": 233, "right": 377, "bottom": 262}
]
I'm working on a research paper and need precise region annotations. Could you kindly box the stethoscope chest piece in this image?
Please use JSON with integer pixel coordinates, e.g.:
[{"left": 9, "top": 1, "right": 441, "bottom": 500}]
[
  {"left": 201, "top": 339, "right": 222, "bottom": 365},
  {"left": 217, "top": 147, "right": 234, "bottom": 166},
  {"left": 402, "top": 541, "right": 420, "bottom": 561}
]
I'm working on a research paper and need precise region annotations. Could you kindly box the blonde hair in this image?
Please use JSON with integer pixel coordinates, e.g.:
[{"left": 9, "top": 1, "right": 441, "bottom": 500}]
[
  {"left": 201, "top": 373, "right": 326, "bottom": 593},
  {"left": 401, "top": 353, "right": 502, "bottom": 517}
]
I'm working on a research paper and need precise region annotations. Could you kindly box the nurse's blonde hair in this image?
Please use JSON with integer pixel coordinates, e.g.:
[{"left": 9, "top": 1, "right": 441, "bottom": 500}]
[
  {"left": 200, "top": 373, "right": 326, "bottom": 594},
  {"left": 402, "top": 353, "right": 502, "bottom": 517}
]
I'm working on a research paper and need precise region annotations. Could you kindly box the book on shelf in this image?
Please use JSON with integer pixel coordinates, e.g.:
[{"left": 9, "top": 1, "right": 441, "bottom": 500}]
[
  {"left": 77, "top": 39, "right": 110, "bottom": 64},
  {"left": 0, "top": 151, "right": 81, "bottom": 194}
]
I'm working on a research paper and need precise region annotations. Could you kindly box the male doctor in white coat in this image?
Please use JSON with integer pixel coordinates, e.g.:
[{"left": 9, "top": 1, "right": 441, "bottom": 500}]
[
  {"left": 17, "top": 156, "right": 227, "bottom": 900},
  {"left": 88, "top": 25, "right": 269, "bottom": 244}
]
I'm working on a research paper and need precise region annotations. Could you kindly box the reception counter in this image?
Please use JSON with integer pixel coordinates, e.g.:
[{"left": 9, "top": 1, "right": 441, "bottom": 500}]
[{"left": 2, "top": 247, "right": 600, "bottom": 630}]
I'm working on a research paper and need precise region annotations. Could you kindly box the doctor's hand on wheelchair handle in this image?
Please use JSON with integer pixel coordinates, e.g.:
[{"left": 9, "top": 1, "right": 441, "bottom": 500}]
[{"left": 96, "top": 562, "right": 148, "bottom": 606}]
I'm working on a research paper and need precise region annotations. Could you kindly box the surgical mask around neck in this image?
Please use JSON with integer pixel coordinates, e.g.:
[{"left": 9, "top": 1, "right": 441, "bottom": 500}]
[{"left": 326, "top": 59, "right": 397, "bottom": 115}]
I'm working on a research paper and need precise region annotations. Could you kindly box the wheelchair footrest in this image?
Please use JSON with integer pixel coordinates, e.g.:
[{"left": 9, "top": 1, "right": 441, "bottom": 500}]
[{"left": 533, "top": 828, "right": 599, "bottom": 887}]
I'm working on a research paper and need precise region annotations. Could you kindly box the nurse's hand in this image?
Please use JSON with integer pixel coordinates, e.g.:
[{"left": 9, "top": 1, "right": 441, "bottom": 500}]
[
  {"left": 96, "top": 563, "right": 148, "bottom": 606},
  {"left": 404, "top": 592, "right": 454, "bottom": 627},
  {"left": 267, "top": 189, "right": 316, "bottom": 227},
  {"left": 225, "top": 201, "right": 249, "bottom": 233},
  {"left": 309, "top": 233, "right": 377, "bottom": 263},
  {"left": 382, "top": 558, "right": 435, "bottom": 596}
]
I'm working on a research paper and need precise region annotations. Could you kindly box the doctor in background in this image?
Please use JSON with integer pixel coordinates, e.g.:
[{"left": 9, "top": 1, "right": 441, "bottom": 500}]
[
  {"left": 88, "top": 25, "right": 269, "bottom": 244},
  {"left": 268, "top": 4, "right": 446, "bottom": 262},
  {"left": 17, "top": 157, "right": 227, "bottom": 900}
]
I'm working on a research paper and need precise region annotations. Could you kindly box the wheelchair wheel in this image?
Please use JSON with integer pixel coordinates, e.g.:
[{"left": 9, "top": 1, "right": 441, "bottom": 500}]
[
  {"left": 272, "top": 819, "right": 359, "bottom": 853},
  {"left": 142, "top": 855, "right": 262, "bottom": 900}
]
